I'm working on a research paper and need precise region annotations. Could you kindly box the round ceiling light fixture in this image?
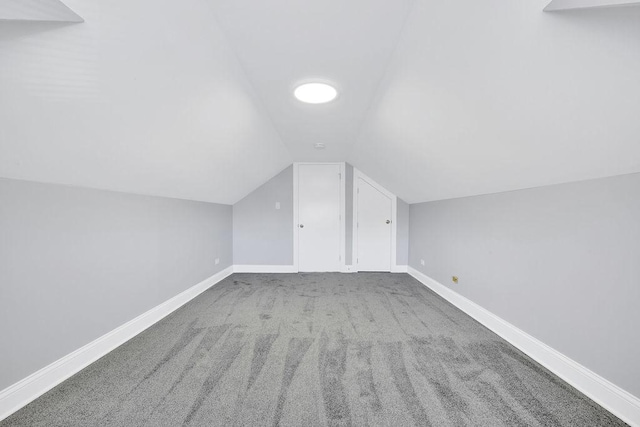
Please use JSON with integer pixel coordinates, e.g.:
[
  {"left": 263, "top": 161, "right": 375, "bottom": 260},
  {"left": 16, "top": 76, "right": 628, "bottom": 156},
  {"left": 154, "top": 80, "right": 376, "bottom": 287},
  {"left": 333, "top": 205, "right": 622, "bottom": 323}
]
[{"left": 294, "top": 82, "right": 337, "bottom": 104}]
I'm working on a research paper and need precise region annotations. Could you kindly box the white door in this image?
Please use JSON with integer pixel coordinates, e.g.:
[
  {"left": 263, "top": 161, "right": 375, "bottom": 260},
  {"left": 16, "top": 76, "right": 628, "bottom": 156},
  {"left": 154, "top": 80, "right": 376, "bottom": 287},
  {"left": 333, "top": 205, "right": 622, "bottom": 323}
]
[
  {"left": 357, "top": 178, "right": 392, "bottom": 271},
  {"left": 298, "top": 164, "right": 341, "bottom": 272}
]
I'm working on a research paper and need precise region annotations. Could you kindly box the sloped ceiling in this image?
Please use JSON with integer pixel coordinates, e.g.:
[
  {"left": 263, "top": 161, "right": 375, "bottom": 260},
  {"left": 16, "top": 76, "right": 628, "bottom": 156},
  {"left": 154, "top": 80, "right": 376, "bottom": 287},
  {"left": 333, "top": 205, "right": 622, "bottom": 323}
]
[
  {"left": 210, "top": 0, "right": 414, "bottom": 161},
  {"left": 351, "top": 0, "right": 640, "bottom": 203},
  {"left": 1, "top": 0, "right": 639, "bottom": 204},
  {"left": 0, "top": 0, "right": 291, "bottom": 204}
]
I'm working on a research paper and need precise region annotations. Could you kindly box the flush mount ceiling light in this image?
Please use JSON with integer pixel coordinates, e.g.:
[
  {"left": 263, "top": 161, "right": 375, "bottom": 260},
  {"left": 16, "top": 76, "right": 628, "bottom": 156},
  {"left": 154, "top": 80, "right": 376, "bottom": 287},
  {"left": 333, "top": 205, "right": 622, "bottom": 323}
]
[{"left": 294, "top": 83, "right": 337, "bottom": 104}]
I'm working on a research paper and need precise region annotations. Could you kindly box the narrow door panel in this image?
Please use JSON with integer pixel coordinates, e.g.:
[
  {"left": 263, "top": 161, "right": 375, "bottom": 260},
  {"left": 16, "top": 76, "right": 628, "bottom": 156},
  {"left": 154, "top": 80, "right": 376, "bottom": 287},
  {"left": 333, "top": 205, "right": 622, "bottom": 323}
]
[
  {"left": 298, "top": 165, "right": 341, "bottom": 272},
  {"left": 357, "top": 178, "right": 391, "bottom": 271}
]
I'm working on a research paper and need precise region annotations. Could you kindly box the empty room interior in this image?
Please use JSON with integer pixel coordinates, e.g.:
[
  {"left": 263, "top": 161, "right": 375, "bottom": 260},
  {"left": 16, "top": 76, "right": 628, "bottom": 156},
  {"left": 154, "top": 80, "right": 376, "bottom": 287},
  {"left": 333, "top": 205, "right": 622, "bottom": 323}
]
[{"left": 1, "top": 0, "right": 640, "bottom": 426}]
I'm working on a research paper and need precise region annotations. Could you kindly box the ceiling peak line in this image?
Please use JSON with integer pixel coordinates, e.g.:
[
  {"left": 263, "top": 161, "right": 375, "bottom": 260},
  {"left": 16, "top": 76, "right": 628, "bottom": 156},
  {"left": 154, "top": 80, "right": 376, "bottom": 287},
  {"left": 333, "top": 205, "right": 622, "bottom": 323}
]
[
  {"left": 211, "top": 1, "right": 417, "bottom": 161},
  {"left": 206, "top": 3, "right": 293, "bottom": 161},
  {"left": 347, "top": 0, "right": 418, "bottom": 163}
]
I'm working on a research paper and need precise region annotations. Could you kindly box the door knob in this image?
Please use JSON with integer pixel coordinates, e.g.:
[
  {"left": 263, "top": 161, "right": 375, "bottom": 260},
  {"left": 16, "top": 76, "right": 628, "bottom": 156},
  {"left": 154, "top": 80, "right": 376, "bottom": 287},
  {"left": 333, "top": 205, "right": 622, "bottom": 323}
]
[
  {"left": 299, "top": 224, "right": 304, "bottom": 228},
  {"left": 386, "top": 220, "right": 391, "bottom": 224}
]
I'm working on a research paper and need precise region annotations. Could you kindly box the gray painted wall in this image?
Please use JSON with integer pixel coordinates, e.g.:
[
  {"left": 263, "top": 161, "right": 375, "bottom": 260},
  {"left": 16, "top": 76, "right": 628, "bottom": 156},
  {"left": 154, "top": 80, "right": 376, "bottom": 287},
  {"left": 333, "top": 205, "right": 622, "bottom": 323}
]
[
  {"left": 345, "top": 164, "right": 354, "bottom": 265},
  {"left": 0, "top": 178, "right": 232, "bottom": 391},
  {"left": 233, "top": 166, "right": 293, "bottom": 265},
  {"left": 232, "top": 163, "right": 406, "bottom": 269},
  {"left": 409, "top": 173, "right": 640, "bottom": 397},
  {"left": 396, "top": 198, "right": 409, "bottom": 265}
]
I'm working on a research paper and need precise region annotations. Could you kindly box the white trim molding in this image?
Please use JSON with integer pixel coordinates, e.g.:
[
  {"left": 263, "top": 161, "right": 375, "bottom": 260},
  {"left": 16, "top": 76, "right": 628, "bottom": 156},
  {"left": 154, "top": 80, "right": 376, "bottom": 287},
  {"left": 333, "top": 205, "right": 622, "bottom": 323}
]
[
  {"left": 408, "top": 267, "right": 640, "bottom": 427},
  {"left": 0, "top": 266, "right": 234, "bottom": 422},
  {"left": 233, "top": 265, "right": 297, "bottom": 273},
  {"left": 293, "top": 163, "right": 300, "bottom": 271},
  {"left": 544, "top": 0, "right": 640, "bottom": 11},
  {"left": 234, "top": 265, "right": 404, "bottom": 274}
]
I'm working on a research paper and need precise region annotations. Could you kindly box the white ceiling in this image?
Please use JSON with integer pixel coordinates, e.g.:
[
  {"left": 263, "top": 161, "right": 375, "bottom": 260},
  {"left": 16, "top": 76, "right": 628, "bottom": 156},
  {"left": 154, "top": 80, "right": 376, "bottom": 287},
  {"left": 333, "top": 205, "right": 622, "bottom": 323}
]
[
  {"left": 1, "top": 0, "right": 639, "bottom": 204},
  {"left": 210, "top": 0, "right": 414, "bottom": 161},
  {"left": 0, "top": 0, "right": 291, "bottom": 204},
  {"left": 350, "top": 0, "right": 640, "bottom": 203}
]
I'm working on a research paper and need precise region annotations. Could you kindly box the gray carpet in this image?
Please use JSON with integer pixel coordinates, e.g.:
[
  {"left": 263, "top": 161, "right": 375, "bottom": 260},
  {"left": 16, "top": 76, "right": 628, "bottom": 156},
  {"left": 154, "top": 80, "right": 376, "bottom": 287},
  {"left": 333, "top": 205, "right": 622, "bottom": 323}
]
[{"left": 1, "top": 273, "right": 626, "bottom": 426}]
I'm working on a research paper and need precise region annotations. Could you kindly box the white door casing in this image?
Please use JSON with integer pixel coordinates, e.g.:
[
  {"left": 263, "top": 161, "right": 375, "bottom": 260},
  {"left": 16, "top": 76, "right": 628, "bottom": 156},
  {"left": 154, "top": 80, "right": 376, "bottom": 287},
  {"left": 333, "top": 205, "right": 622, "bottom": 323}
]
[
  {"left": 356, "top": 177, "right": 392, "bottom": 271},
  {"left": 294, "top": 163, "right": 345, "bottom": 272}
]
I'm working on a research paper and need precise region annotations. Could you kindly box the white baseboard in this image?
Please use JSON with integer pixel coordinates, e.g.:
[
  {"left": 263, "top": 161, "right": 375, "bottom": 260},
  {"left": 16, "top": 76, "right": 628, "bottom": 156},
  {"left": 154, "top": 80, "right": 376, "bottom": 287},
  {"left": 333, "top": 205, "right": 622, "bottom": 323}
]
[
  {"left": 341, "top": 265, "right": 407, "bottom": 273},
  {"left": 233, "top": 264, "right": 408, "bottom": 274},
  {"left": 408, "top": 267, "right": 640, "bottom": 427},
  {"left": 0, "top": 266, "right": 234, "bottom": 422},
  {"left": 233, "top": 265, "right": 297, "bottom": 273}
]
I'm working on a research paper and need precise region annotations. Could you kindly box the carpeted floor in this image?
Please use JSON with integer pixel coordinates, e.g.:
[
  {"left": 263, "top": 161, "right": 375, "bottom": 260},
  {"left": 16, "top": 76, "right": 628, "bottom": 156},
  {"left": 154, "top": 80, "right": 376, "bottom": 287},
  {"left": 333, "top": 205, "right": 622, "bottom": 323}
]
[{"left": 1, "top": 273, "right": 627, "bottom": 426}]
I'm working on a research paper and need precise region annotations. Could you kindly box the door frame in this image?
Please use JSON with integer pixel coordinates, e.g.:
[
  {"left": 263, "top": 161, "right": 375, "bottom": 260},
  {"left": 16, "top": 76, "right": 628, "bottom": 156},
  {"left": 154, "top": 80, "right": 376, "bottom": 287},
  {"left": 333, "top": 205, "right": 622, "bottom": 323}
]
[
  {"left": 352, "top": 168, "right": 398, "bottom": 273},
  {"left": 293, "top": 162, "right": 346, "bottom": 272}
]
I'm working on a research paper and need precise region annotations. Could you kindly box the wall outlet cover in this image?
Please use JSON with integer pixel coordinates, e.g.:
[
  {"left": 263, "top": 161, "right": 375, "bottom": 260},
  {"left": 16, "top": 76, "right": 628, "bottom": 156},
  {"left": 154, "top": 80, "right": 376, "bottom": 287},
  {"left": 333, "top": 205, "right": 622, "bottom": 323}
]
[
  {"left": 215, "top": 258, "right": 220, "bottom": 265},
  {"left": 420, "top": 259, "right": 425, "bottom": 266}
]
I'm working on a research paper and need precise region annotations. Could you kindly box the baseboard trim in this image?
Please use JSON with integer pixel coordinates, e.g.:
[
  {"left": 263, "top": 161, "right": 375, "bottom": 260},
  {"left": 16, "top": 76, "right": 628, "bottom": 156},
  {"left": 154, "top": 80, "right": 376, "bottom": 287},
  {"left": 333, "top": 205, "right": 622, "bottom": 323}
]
[
  {"left": 232, "top": 265, "right": 408, "bottom": 274},
  {"left": 233, "top": 265, "right": 297, "bottom": 273},
  {"left": 342, "top": 265, "right": 408, "bottom": 273},
  {"left": 408, "top": 267, "right": 640, "bottom": 427},
  {"left": 0, "top": 266, "right": 234, "bottom": 422}
]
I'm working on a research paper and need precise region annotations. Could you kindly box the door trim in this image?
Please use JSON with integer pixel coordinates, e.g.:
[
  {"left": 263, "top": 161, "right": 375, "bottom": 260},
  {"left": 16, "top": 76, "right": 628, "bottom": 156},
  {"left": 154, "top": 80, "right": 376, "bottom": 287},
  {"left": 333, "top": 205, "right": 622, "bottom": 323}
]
[
  {"left": 293, "top": 162, "right": 346, "bottom": 272},
  {"left": 352, "top": 168, "right": 398, "bottom": 273}
]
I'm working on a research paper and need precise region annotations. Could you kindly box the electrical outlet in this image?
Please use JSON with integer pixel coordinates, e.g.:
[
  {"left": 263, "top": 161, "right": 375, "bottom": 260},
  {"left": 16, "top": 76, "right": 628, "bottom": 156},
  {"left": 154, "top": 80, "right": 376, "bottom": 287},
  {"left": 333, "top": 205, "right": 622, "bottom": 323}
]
[
  {"left": 275, "top": 202, "right": 281, "bottom": 210},
  {"left": 420, "top": 259, "right": 425, "bottom": 266},
  {"left": 215, "top": 258, "right": 220, "bottom": 265},
  {"left": 452, "top": 276, "right": 458, "bottom": 284}
]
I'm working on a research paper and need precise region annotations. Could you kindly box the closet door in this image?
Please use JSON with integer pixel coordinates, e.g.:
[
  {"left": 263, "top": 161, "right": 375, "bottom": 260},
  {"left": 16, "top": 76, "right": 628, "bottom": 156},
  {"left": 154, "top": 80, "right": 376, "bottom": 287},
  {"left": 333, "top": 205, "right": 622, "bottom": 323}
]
[
  {"left": 357, "top": 177, "right": 392, "bottom": 271},
  {"left": 297, "top": 164, "right": 341, "bottom": 272}
]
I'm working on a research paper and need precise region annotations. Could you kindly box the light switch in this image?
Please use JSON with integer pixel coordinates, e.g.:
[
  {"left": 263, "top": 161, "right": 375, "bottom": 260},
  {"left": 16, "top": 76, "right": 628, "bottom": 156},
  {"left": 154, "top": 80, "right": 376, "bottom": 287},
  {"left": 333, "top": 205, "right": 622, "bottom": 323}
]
[{"left": 275, "top": 202, "right": 281, "bottom": 210}]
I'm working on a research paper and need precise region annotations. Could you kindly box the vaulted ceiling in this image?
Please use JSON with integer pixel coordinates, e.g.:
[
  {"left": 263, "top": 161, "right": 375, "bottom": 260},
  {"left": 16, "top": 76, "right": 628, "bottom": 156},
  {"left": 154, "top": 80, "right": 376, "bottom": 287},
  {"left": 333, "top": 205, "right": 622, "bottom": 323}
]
[
  {"left": 0, "top": 0, "right": 291, "bottom": 204},
  {"left": 211, "top": 0, "right": 414, "bottom": 162},
  {"left": 1, "top": 0, "right": 639, "bottom": 204},
  {"left": 351, "top": 0, "right": 640, "bottom": 203}
]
